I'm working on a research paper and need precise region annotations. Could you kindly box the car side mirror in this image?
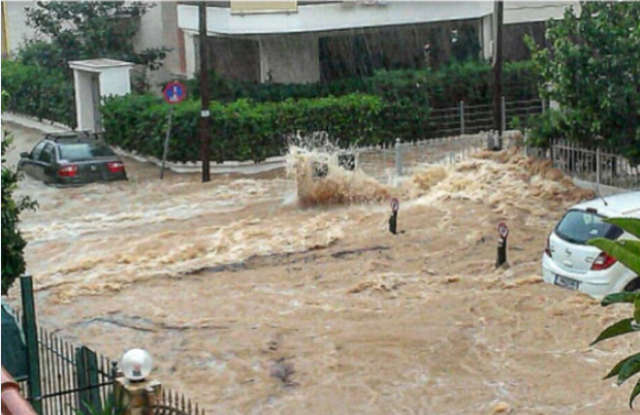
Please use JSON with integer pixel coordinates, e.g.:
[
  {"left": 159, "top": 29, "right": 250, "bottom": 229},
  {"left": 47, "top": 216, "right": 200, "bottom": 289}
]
[{"left": 20, "top": 152, "right": 30, "bottom": 159}]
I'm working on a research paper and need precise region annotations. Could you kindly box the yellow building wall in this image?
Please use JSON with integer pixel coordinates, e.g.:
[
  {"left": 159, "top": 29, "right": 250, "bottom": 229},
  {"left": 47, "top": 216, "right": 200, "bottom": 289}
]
[
  {"left": 230, "top": 1, "right": 297, "bottom": 14},
  {"left": 2, "top": 2, "right": 9, "bottom": 58}
]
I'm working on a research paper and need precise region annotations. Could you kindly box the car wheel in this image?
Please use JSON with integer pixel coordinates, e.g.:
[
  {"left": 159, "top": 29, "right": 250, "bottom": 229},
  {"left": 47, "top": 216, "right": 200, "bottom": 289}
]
[{"left": 624, "top": 277, "right": 640, "bottom": 292}]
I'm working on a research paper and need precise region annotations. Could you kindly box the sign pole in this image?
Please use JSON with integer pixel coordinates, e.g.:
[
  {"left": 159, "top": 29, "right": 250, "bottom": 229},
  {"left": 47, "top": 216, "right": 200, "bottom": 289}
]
[
  {"left": 160, "top": 80, "right": 186, "bottom": 180},
  {"left": 160, "top": 107, "right": 174, "bottom": 180},
  {"left": 199, "top": 2, "right": 211, "bottom": 183},
  {"left": 496, "top": 222, "right": 509, "bottom": 268}
]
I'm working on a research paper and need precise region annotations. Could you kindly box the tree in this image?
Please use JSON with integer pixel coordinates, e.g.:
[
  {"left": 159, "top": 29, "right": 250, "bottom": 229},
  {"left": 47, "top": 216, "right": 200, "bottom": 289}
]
[
  {"left": 1, "top": 93, "right": 37, "bottom": 295},
  {"left": 589, "top": 218, "right": 640, "bottom": 408},
  {"left": 19, "top": 1, "right": 169, "bottom": 74},
  {"left": 528, "top": 2, "right": 640, "bottom": 163}
]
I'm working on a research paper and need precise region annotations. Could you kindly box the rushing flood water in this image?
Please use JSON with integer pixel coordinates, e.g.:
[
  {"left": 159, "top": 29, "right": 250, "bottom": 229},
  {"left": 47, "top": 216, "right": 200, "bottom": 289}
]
[{"left": 5, "top": 122, "right": 636, "bottom": 415}]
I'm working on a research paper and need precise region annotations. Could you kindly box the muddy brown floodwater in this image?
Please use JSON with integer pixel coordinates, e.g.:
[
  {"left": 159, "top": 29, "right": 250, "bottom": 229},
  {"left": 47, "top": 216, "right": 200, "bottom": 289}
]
[{"left": 5, "top": 122, "right": 639, "bottom": 415}]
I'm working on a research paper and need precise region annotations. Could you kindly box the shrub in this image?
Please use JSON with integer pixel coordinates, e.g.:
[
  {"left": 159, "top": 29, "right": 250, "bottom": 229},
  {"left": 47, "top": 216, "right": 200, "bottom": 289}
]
[
  {"left": 528, "top": 2, "right": 640, "bottom": 163},
  {"left": 512, "top": 109, "right": 566, "bottom": 148},
  {"left": 187, "top": 60, "right": 541, "bottom": 109},
  {"left": 101, "top": 93, "right": 389, "bottom": 163},
  {"left": 1, "top": 102, "right": 37, "bottom": 295},
  {"left": 1, "top": 60, "right": 76, "bottom": 128}
]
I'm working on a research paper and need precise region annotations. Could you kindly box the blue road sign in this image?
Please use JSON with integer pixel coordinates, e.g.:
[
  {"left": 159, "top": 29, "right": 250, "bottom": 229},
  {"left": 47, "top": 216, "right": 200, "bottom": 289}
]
[{"left": 163, "top": 81, "right": 187, "bottom": 104}]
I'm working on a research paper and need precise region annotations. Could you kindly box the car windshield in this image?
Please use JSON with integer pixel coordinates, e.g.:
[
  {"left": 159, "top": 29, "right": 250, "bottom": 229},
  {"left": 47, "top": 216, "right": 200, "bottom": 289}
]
[
  {"left": 58, "top": 142, "right": 115, "bottom": 161},
  {"left": 555, "top": 210, "right": 624, "bottom": 245}
]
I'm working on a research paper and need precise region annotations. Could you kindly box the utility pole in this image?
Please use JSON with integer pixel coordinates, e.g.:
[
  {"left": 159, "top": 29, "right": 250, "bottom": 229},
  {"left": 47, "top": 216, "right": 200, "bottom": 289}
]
[
  {"left": 199, "top": 1, "right": 211, "bottom": 182},
  {"left": 492, "top": 0, "right": 504, "bottom": 149}
]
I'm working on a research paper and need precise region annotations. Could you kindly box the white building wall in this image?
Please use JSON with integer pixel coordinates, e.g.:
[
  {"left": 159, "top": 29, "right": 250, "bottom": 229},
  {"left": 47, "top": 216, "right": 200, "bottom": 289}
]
[
  {"left": 5, "top": 1, "right": 39, "bottom": 54},
  {"left": 99, "top": 68, "right": 133, "bottom": 97},
  {"left": 184, "top": 33, "right": 197, "bottom": 79},
  {"left": 504, "top": 1, "right": 580, "bottom": 24},
  {"left": 135, "top": 1, "right": 183, "bottom": 87},
  {"left": 179, "top": 2, "right": 495, "bottom": 36}
]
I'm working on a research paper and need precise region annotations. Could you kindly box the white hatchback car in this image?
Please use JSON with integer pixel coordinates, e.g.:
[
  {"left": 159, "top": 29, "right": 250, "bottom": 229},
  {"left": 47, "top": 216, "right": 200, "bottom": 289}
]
[{"left": 542, "top": 191, "right": 640, "bottom": 298}]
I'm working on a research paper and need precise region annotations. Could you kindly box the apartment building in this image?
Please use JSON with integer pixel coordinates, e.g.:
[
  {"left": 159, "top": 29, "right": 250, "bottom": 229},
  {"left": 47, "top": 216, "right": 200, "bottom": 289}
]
[{"left": 3, "top": 1, "right": 579, "bottom": 85}]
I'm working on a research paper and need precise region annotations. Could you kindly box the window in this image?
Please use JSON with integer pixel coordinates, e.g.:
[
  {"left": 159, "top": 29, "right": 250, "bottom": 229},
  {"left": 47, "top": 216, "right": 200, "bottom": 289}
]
[
  {"left": 39, "top": 144, "right": 56, "bottom": 164},
  {"left": 31, "top": 142, "right": 46, "bottom": 160},
  {"left": 58, "top": 142, "right": 115, "bottom": 162},
  {"left": 555, "top": 210, "right": 623, "bottom": 245}
]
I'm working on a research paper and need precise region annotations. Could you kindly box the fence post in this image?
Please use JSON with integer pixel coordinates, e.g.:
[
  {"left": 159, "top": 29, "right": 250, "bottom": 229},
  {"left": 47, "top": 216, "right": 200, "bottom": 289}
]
[
  {"left": 20, "top": 275, "right": 42, "bottom": 414},
  {"left": 501, "top": 96, "right": 506, "bottom": 134},
  {"left": 596, "top": 147, "right": 601, "bottom": 187},
  {"left": 395, "top": 138, "right": 403, "bottom": 177},
  {"left": 459, "top": 101, "right": 465, "bottom": 135},
  {"left": 76, "top": 346, "right": 102, "bottom": 415},
  {"left": 541, "top": 98, "right": 546, "bottom": 113}
]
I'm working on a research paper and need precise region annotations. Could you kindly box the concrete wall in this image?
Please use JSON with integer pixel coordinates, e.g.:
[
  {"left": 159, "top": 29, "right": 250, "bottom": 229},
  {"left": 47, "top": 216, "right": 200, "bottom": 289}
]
[
  {"left": 99, "top": 68, "right": 133, "bottom": 97},
  {"left": 73, "top": 70, "right": 97, "bottom": 132},
  {"left": 4, "top": 1, "right": 38, "bottom": 54},
  {"left": 135, "top": 2, "right": 184, "bottom": 88}
]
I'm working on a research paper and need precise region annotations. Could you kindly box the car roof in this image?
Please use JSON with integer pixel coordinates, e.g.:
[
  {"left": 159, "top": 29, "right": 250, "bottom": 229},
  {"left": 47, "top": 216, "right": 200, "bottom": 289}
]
[
  {"left": 43, "top": 131, "right": 102, "bottom": 144},
  {"left": 572, "top": 191, "right": 640, "bottom": 218}
]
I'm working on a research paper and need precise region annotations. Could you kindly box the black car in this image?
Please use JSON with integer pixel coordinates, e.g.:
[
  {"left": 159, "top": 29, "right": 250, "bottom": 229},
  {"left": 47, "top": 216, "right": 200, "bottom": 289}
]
[{"left": 18, "top": 132, "right": 127, "bottom": 186}]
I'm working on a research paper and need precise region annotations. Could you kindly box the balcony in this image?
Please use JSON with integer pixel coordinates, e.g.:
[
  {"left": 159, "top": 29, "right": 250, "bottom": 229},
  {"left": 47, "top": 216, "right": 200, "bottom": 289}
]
[{"left": 177, "top": 1, "right": 494, "bottom": 36}]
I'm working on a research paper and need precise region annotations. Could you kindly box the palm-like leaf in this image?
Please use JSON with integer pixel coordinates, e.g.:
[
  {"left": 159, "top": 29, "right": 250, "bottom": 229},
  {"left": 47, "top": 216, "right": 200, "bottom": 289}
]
[
  {"left": 588, "top": 239, "right": 640, "bottom": 276},
  {"left": 591, "top": 318, "right": 638, "bottom": 346},
  {"left": 590, "top": 218, "right": 640, "bottom": 408}
]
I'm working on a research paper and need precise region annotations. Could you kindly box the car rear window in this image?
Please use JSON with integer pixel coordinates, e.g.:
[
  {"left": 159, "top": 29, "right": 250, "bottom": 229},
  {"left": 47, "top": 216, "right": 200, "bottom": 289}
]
[
  {"left": 58, "top": 143, "right": 115, "bottom": 162},
  {"left": 555, "top": 210, "right": 623, "bottom": 245}
]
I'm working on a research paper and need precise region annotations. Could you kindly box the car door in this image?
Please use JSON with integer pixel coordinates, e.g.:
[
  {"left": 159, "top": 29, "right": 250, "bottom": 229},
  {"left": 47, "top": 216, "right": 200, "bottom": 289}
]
[
  {"left": 20, "top": 141, "right": 46, "bottom": 178},
  {"left": 34, "top": 143, "right": 56, "bottom": 183}
]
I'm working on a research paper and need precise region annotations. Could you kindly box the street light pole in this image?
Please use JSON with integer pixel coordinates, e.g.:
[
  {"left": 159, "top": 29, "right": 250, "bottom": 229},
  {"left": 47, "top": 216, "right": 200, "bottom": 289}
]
[
  {"left": 492, "top": 0, "right": 504, "bottom": 149},
  {"left": 199, "top": 1, "right": 211, "bottom": 182}
]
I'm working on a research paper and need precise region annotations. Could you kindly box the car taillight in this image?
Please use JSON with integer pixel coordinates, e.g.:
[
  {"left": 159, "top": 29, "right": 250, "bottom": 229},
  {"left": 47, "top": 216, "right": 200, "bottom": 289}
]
[
  {"left": 591, "top": 252, "right": 617, "bottom": 271},
  {"left": 107, "top": 162, "right": 125, "bottom": 173},
  {"left": 545, "top": 234, "right": 552, "bottom": 257},
  {"left": 58, "top": 165, "right": 78, "bottom": 177}
]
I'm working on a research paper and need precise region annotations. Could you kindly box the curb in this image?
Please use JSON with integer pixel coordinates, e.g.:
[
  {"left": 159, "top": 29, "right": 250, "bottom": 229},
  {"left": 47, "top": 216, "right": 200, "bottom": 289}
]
[{"left": 3, "top": 112, "right": 286, "bottom": 175}]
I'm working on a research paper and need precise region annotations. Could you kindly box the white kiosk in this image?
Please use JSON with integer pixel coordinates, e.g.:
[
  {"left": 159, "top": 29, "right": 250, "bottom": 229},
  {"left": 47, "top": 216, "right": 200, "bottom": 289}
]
[{"left": 69, "top": 59, "right": 134, "bottom": 132}]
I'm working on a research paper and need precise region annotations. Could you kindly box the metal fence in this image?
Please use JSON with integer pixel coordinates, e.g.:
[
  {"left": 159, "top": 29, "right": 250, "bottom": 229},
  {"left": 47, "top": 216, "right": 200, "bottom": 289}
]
[
  {"left": 32, "top": 328, "right": 115, "bottom": 415},
  {"left": 154, "top": 390, "right": 207, "bottom": 415},
  {"left": 12, "top": 275, "right": 206, "bottom": 415},
  {"left": 351, "top": 97, "right": 542, "bottom": 183},
  {"left": 424, "top": 97, "right": 544, "bottom": 138},
  {"left": 355, "top": 134, "right": 487, "bottom": 183},
  {"left": 15, "top": 323, "right": 208, "bottom": 415},
  {"left": 526, "top": 139, "right": 640, "bottom": 190}
]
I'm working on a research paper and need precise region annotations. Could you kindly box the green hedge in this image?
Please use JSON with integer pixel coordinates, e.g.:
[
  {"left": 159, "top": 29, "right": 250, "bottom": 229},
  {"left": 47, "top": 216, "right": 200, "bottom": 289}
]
[
  {"left": 188, "top": 60, "right": 540, "bottom": 109},
  {"left": 101, "top": 94, "right": 393, "bottom": 163},
  {"left": 1, "top": 60, "right": 76, "bottom": 128}
]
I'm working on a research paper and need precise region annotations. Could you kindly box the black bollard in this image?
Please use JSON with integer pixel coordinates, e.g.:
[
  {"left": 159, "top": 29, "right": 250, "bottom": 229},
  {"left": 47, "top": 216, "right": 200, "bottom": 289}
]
[
  {"left": 496, "top": 222, "right": 509, "bottom": 268},
  {"left": 389, "top": 212, "right": 398, "bottom": 235},
  {"left": 389, "top": 198, "right": 399, "bottom": 235}
]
